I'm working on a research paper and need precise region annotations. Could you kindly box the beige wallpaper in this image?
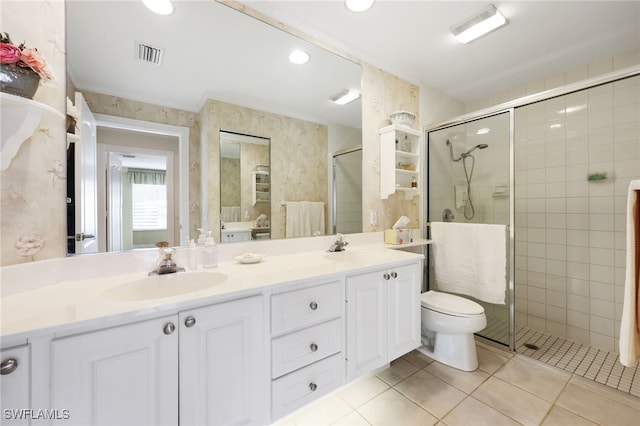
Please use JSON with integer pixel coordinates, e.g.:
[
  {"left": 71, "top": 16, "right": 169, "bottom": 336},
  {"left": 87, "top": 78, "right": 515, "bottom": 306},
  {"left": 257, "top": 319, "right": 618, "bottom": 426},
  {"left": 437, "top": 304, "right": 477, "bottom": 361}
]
[
  {"left": 0, "top": 0, "right": 67, "bottom": 266},
  {"left": 80, "top": 91, "right": 202, "bottom": 238},
  {"left": 361, "top": 63, "right": 421, "bottom": 232},
  {"left": 202, "top": 99, "right": 328, "bottom": 241},
  {"left": 220, "top": 158, "right": 241, "bottom": 207}
]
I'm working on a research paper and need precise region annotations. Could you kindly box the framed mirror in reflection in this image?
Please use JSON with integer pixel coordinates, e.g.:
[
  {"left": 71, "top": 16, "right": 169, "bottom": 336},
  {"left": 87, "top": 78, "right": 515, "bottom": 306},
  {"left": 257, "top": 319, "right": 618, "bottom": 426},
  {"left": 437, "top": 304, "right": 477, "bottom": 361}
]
[
  {"left": 219, "top": 131, "right": 270, "bottom": 243},
  {"left": 66, "top": 0, "right": 362, "bottom": 253}
]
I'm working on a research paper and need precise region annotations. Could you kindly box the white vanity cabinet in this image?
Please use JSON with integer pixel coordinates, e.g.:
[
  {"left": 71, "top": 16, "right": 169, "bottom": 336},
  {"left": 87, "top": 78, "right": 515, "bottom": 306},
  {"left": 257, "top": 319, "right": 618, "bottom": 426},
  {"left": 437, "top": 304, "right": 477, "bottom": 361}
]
[
  {"left": 379, "top": 124, "right": 422, "bottom": 200},
  {"left": 50, "top": 295, "right": 267, "bottom": 426},
  {"left": 51, "top": 315, "right": 179, "bottom": 425},
  {"left": 270, "top": 279, "right": 345, "bottom": 420},
  {"left": 346, "top": 262, "right": 422, "bottom": 381},
  {"left": 0, "top": 344, "right": 30, "bottom": 426},
  {"left": 179, "top": 295, "right": 267, "bottom": 426}
]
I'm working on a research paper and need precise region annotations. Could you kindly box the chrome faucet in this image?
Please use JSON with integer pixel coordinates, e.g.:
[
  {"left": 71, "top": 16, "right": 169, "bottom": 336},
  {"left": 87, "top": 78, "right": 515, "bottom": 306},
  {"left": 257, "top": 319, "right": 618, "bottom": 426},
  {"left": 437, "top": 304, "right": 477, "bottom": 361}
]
[
  {"left": 328, "top": 234, "right": 348, "bottom": 252},
  {"left": 149, "top": 242, "right": 185, "bottom": 276}
]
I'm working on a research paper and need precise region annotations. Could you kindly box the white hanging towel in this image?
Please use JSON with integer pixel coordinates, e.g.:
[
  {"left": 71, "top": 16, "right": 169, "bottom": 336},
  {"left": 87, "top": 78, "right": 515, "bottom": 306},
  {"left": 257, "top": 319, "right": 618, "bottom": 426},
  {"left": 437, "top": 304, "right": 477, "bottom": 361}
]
[
  {"left": 221, "top": 206, "right": 240, "bottom": 222},
  {"left": 285, "top": 202, "right": 305, "bottom": 238},
  {"left": 620, "top": 180, "right": 640, "bottom": 367},
  {"left": 303, "top": 201, "right": 325, "bottom": 236},
  {"left": 430, "top": 222, "right": 507, "bottom": 305}
]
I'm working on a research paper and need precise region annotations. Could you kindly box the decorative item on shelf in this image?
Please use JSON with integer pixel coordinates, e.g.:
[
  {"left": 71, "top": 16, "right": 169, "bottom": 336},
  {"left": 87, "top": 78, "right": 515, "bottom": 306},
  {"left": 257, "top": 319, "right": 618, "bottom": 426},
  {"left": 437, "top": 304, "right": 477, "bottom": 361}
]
[
  {"left": 66, "top": 97, "right": 78, "bottom": 134},
  {"left": 0, "top": 32, "right": 53, "bottom": 99},
  {"left": 411, "top": 176, "right": 418, "bottom": 188},
  {"left": 389, "top": 111, "right": 416, "bottom": 128},
  {"left": 398, "top": 162, "right": 416, "bottom": 171}
]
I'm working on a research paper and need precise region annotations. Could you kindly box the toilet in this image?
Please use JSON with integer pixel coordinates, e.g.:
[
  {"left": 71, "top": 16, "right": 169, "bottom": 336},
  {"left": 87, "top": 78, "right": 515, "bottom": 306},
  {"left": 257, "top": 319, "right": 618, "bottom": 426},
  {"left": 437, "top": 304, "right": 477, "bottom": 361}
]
[{"left": 418, "top": 290, "right": 487, "bottom": 371}]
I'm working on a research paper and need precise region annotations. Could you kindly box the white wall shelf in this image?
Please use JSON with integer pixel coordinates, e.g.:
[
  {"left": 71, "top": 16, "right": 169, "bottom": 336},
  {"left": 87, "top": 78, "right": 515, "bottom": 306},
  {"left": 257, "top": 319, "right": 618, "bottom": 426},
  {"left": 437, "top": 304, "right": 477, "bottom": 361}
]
[
  {"left": 379, "top": 124, "right": 422, "bottom": 200},
  {"left": 1, "top": 92, "right": 64, "bottom": 170}
]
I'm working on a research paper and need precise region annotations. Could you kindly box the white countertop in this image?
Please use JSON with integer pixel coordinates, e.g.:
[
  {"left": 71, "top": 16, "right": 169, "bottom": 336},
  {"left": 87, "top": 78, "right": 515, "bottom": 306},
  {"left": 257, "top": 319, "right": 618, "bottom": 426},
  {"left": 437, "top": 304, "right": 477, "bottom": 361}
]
[{"left": 0, "top": 238, "right": 427, "bottom": 341}]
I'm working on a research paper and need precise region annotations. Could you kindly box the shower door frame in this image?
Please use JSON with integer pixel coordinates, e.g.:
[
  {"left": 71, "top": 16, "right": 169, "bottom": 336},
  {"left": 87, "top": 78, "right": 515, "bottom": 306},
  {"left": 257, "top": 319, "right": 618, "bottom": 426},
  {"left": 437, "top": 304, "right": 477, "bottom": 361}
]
[
  {"left": 424, "top": 64, "right": 640, "bottom": 353},
  {"left": 425, "top": 109, "right": 516, "bottom": 351}
]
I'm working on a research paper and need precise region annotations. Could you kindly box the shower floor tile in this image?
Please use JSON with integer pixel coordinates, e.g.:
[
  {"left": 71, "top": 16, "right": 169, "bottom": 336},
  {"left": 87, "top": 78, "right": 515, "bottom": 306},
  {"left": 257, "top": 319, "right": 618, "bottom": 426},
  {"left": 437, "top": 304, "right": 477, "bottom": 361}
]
[{"left": 516, "top": 325, "right": 640, "bottom": 398}]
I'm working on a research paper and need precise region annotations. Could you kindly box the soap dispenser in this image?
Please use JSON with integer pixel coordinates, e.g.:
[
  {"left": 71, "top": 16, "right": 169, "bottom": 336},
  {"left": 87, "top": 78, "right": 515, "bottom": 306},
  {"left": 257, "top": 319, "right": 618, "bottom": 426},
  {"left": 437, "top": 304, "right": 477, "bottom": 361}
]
[{"left": 201, "top": 231, "right": 218, "bottom": 269}]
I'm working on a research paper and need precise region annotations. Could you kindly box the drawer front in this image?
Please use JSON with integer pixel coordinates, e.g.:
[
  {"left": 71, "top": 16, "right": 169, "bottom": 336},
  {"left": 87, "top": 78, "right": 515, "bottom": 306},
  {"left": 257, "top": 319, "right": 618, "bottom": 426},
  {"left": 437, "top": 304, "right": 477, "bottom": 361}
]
[
  {"left": 272, "top": 318, "right": 343, "bottom": 378},
  {"left": 271, "top": 353, "right": 344, "bottom": 421},
  {"left": 271, "top": 280, "right": 343, "bottom": 334}
]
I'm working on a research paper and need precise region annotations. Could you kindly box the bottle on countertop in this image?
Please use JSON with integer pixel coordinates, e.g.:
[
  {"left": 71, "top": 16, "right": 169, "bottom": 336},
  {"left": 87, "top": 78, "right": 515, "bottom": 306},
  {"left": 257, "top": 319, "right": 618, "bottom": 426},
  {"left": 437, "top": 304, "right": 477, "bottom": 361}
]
[
  {"left": 201, "top": 231, "right": 218, "bottom": 269},
  {"left": 186, "top": 238, "right": 198, "bottom": 270}
]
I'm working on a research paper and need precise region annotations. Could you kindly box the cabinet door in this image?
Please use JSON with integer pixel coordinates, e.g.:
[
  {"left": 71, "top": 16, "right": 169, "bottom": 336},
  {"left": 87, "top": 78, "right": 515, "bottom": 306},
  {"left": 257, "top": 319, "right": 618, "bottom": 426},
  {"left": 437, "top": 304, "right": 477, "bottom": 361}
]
[
  {"left": 346, "top": 271, "right": 387, "bottom": 381},
  {"left": 179, "top": 295, "right": 267, "bottom": 426},
  {"left": 0, "top": 345, "right": 30, "bottom": 426},
  {"left": 388, "top": 263, "right": 422, "bottom": 360},
  {"left": 51, "top": 316, "right": 179, "bottom": 425}
]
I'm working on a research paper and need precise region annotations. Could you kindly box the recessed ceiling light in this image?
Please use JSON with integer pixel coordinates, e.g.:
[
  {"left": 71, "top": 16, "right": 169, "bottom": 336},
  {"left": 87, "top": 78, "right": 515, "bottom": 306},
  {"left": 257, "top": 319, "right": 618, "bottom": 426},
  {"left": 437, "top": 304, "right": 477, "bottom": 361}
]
[
  {"left": 330, "top": 89, "right": 360, "bottom": 105},
  {"left": 476, "top": 128, "right": 490, "bottom": 135},
  {"left": 450, "top": 3, "right": 507, "bottom": 44},
  {"left": 142, "top": 0, "right": 174, "bottom": 15},
  {"left": 345, "top": 0, "right": 374, "bottom": 13},
  {"left": 288, "top": 50, "right": 309, "bottom": 65}
]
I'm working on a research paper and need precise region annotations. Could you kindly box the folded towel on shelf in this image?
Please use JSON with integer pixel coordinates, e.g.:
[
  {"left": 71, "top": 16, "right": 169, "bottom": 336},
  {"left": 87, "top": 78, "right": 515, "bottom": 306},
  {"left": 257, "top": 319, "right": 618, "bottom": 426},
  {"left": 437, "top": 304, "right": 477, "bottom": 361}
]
[
  {"left": 430, "top": 222, "right": 507, "bottom": 305},
  {"left": 620, "top": 180, "right": 640, "bottom": 367}
]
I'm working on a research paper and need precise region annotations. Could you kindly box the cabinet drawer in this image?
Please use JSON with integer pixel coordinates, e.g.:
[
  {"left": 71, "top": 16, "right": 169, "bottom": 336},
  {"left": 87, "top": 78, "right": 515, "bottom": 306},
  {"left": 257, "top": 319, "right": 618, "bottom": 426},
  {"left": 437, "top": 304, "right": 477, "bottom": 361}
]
[
  {"left": 271, "top": 353, "right": 344, "bottom": 421},
  {"left": 272, "top": 318, "right": 343, "bottom": 378},
  {"left": 271, "top": 280, "right": 343, "bottom": 334}
]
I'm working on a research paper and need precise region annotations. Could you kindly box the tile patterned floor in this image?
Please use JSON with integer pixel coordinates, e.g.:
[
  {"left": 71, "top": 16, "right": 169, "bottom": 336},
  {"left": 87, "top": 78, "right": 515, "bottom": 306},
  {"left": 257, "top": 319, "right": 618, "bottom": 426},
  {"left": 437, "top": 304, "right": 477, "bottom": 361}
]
[
  {"left": 516, "top": 326, "right": 640, "bottom": 398},
  {"left": 276, "top": 342, "right": 640, "bottom": 425}
]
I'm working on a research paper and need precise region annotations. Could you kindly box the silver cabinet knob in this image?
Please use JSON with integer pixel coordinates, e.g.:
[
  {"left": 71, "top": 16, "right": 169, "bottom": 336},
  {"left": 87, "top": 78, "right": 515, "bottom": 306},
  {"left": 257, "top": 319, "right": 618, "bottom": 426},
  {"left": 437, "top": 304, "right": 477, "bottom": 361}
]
[
  {"left": 310, "top": 343, "right": 318, "bottom": 352},
  {"left": 309, "top": 382, "right": 317, "bottom": 392},
  {"left": 0, "top": 358, "right": 18, "bottom": 375},
  {"left": 184, "top": 316, "right": 196, "bottom": 328},
  {"left": 390, "top": 271, "right": 398, "bottom": 279},
  {"left": 383, "top": 273, "right": 390, "bottom": 280},
  {"left": 309, "top": 301, "right": 318, "bottom": 310},
  {"left": 163, "top": 322, "right": 176, "bottom": 335}
]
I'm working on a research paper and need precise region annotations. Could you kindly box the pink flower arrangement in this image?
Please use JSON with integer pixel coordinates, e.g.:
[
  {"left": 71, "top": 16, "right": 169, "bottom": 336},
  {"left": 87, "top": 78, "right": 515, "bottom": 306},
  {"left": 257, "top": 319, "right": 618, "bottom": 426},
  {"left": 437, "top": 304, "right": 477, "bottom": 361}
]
[{"left": 0, "top": 31, "right": 53, "bottom": 80}]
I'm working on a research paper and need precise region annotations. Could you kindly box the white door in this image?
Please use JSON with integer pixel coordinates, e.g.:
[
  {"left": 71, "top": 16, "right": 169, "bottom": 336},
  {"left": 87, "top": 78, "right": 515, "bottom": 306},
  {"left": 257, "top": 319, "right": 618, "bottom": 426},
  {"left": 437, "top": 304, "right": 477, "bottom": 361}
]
[
  {"left": 51, "top": 316, "right": 179, "bottom": 425},
  {"left": 346, "top": 270, "right": 388, "bottom": 381},
  {"left": 0, "top": 345, "right": 30, "bottom": 426},
  {"left": 74, "top": 92, "right": 98, "bottom": 253},
  {"left": 388, "top": 263, "right": 422, "bottom": 360},
  {"left": 179, "top": 295, "right": 267, "bottom": 426},
  {"left": 107, "top": 152, "right": 124, "bottom": 251}
]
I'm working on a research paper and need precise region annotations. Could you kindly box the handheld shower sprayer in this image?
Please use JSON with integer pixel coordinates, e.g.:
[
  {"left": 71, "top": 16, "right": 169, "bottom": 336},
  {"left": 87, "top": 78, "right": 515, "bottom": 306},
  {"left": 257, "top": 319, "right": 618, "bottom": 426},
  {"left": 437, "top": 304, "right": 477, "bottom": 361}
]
[{"left": 445, "top": 139, "right": 489, "bottom": 220}]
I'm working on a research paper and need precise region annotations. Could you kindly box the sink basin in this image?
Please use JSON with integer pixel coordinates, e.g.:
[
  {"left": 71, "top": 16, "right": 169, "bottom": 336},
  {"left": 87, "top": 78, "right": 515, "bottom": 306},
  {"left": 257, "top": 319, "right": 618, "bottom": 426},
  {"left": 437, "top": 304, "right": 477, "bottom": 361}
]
[{"left": 103, "top": 272, "right": 228, "bottom": 301}]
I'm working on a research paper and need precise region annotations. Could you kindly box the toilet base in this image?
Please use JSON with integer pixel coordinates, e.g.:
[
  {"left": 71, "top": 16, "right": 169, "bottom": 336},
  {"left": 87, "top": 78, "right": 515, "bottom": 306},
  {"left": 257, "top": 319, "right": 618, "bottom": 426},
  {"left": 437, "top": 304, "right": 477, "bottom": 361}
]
[{"left": 417, "top": 332, "right": 479, "bottom": 371}]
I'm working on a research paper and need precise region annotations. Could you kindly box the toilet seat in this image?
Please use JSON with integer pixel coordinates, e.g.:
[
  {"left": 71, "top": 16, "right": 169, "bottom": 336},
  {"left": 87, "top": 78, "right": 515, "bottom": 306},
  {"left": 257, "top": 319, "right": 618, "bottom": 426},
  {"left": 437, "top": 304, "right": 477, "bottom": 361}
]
[{"left": 421, "top": 291, "right": 484, "bottom": 317}]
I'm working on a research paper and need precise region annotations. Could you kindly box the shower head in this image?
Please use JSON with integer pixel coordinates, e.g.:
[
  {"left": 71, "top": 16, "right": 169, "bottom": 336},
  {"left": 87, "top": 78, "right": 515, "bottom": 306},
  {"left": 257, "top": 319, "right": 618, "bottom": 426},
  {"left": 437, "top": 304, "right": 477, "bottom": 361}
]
[{"left": 461, "top": 143, "right": 488, "bottom": 158}]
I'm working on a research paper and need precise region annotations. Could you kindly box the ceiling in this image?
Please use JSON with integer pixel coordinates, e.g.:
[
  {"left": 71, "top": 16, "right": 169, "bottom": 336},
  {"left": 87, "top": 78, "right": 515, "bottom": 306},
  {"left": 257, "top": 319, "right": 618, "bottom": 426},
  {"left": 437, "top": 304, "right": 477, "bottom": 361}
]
[
  {"left": 240, "top": 0, "right": 640, "bottom": 103},
  {"left": 67, "top": 1, "right": 639, "bottom": 129}
]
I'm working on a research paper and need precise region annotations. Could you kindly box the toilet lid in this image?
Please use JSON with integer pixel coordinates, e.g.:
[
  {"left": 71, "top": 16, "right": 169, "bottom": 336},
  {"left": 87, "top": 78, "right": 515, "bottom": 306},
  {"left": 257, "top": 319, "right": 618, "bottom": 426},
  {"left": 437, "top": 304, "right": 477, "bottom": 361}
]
[{"left": 421, "top": 291, "right": 484, "bottom": 316}]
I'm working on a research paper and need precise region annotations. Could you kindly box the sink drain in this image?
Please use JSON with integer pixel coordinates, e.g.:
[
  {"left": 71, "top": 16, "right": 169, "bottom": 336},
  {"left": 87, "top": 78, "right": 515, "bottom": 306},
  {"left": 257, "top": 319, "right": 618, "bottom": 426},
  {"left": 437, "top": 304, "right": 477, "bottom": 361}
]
[{"left": 524, "top": 343, "right": 539, "bottom": 350}]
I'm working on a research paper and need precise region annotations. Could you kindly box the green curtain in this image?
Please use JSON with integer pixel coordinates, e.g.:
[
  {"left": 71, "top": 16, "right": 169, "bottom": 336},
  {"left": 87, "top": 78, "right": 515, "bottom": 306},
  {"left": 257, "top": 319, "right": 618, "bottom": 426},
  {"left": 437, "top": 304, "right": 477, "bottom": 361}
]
[{"left": 127, "top": 168, "right": 166, "bottom": 185}]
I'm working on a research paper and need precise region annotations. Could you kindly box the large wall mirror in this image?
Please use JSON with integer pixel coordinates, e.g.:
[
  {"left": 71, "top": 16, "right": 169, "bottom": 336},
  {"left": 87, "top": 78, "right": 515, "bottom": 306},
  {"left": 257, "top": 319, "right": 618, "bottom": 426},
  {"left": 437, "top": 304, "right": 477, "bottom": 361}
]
[{"left": 66, "top": 0, "right": 362, "bottom": 253}]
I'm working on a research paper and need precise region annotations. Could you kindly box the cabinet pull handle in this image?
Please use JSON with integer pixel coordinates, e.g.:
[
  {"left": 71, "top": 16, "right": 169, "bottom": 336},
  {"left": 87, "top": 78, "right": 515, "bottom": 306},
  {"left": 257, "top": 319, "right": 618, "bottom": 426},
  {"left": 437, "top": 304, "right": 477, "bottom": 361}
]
[
  {"left": 309, "top": 301, "right": 318, "bottom": 310},
  {"left": 309, "top": 382, "right": 317, "bottom": 392},
  {"left": 163, "top": 323, "right": 176, "bottom": 335},
  {"left": 383, "top": 273, "right": 390, "bottom": 280},
  {"left": 390, "top": 271, "right": 398, "bottom": 279},
  {"left": 0, "top": 358, "right": 18, "bottom": 375},
  {"left": 310, "top": 343, "right": 318, "bottom": 352},
  {"left": 184, "top": 316, "right": 196, "bottom": 328}
]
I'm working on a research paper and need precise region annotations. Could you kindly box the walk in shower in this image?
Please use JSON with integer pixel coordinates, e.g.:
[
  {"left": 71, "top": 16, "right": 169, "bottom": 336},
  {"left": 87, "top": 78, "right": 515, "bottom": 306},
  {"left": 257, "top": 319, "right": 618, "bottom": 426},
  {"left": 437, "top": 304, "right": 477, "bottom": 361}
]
[
  {"left": 332, "top": 147, "right": 363, "bottom": 234},
  {"left": 426, "top": 69, "right": 640, "bottom": 397}
]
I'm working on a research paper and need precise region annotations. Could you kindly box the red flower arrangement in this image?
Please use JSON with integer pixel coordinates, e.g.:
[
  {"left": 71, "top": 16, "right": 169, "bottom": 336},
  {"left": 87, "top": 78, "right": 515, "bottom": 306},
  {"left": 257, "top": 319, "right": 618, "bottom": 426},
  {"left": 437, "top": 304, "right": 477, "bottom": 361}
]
[{"left": 0, "top": 31, "right": 53, "bottom": 81}]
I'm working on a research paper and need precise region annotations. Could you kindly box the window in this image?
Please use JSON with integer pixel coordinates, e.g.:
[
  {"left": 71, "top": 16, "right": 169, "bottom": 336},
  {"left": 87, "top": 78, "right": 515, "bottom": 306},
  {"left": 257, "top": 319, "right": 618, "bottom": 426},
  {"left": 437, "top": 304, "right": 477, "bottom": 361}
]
[{"left": 131, "top": 183, "right": 167, "bottom": 230}]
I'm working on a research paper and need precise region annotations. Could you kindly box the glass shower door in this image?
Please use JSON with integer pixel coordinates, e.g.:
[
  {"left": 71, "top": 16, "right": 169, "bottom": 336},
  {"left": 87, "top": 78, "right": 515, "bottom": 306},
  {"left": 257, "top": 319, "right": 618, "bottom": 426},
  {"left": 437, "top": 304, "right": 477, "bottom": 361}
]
[{"left": 426, "top": 111, "right": 513, "bottom": 347}]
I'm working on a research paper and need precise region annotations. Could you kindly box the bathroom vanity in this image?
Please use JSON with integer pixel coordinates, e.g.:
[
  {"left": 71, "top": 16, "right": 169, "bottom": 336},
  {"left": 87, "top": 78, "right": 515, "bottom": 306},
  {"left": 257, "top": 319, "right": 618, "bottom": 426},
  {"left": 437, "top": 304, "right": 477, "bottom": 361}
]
[{"left": 0, "top": 235, "right": 425, "bottom": 425}]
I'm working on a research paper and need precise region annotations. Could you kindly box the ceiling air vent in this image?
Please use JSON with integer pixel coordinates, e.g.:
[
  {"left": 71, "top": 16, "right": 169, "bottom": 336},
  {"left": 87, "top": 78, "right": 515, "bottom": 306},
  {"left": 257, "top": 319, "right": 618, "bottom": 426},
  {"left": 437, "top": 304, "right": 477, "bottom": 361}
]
[{"left": 135, "top": 41, "right": 164, "bottom": 66}]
